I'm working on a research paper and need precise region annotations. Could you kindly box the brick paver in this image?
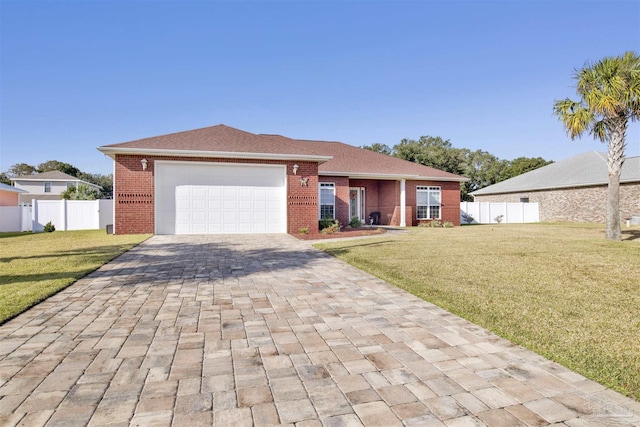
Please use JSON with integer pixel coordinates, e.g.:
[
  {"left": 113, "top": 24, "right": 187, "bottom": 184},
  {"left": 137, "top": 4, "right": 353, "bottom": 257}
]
[{"left": 1, "top": 234, "right": 639, "bottom": 426}]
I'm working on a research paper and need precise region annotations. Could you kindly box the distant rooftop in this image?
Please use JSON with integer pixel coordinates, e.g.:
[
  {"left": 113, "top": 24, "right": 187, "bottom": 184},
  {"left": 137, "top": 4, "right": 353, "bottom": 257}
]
[{"left": 472, "top": 151, "right": 640, "bottom": 196}]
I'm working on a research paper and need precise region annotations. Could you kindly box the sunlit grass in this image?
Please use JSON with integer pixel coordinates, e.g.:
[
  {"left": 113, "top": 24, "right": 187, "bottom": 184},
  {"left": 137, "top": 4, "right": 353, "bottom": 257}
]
[
  {"left": 315, "top": 223, "right": 640, "bottom": 400},
  {"left": 0, "top": 230, "right": 150, "bottom": 324}
]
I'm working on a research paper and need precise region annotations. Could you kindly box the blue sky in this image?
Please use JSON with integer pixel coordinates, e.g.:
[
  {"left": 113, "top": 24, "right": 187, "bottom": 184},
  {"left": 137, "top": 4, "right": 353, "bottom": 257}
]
[{"left": 1, "top": 0, "right": 639, "bottom": 176}]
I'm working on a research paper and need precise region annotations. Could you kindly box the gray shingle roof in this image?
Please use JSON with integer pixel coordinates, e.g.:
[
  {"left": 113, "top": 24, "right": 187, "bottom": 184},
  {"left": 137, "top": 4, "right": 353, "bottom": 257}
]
[
  {"left": 98, "top": 124, "right": 468, "bottom": 181},
  {"left": 0, "top": 183, "right": 26, "bottom": 193},
  {"left": 11, "top": 171, "right": 101, "bottom": 189},
  {"left": 472, "top": 151, "right": 640, "bottom": 196}
]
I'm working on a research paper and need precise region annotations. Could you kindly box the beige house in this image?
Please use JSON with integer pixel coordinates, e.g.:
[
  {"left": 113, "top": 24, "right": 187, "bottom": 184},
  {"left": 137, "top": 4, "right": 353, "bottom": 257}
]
[
  {"left": 10, "top": 171, "right": 101, "bottom": 205},
  {"left": 472, "top": 151, "right": 640, "bottom": 223}
]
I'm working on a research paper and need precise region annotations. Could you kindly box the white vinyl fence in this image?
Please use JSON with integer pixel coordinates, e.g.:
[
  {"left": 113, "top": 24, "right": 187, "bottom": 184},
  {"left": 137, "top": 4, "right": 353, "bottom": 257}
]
[
  {"left": 0, "top": 199, "right": 113, "bottom": 232},
  {"left": 460, "top": 202, "right": 539, "bottom": 224}
]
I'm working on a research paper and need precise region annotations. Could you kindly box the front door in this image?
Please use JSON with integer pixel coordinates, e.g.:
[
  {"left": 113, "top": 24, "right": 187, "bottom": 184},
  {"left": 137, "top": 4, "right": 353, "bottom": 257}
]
[{"left": 349, "top": 187, "right": 366, "bottom": 221}]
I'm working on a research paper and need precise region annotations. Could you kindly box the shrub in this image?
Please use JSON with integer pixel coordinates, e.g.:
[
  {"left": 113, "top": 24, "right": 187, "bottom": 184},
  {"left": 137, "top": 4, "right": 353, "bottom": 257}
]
[
  {"left": 320, "top": 219, "right": 341, "bottom": 234},
  {"left": 298, "top": 227, "right": 309, "bottom": 234},
  {"left": 494, "top": 214, "right": 504, "bottom": 224},
  {"left": 429, "top": 220, "right": 442, "bottom": 228},
  {"left": 319, "top": 218, "right": 335, "bottom": 230},
  {"left": 43, "top": 221, "right": 55, "bottom": 232},
  {"left": 349, "top": 216, "right": 363, "bottom": 228},
  {"left": 442, "top": 221, "right": 454, "bottom": 228}
]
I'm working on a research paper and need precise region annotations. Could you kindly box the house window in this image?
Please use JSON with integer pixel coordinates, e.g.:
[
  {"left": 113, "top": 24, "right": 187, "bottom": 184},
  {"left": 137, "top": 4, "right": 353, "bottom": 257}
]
[
  {"left": 416, "top": 186, "right": 441, "bottom": 219},
  {"left": 44, "top": 182, "right": 51, "bottom": 193},
  {"left": 319, "top": 183, "right": 335, "bottom": 219},
  {"left": 520, "top": 197, "right": 530, "bottom": 203}
]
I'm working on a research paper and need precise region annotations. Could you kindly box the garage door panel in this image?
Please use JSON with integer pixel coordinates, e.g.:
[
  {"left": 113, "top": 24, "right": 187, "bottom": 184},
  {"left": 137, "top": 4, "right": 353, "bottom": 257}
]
[{"left": 156, "top": 162, "right": 286, "bottom": 234}]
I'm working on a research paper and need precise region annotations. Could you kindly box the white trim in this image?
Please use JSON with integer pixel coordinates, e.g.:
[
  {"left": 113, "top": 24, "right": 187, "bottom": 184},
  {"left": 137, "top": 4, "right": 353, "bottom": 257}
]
[
  {"left": 98, "top": 146, "right": 332, "bottom": 163},
  {"left": 320, "top": 171, "right": 468, "bottom": 182},
  {"left": 318, "top": 182, "right": 336, "bottom": 220},
  {"left": 153, "top": 160, "right": 287, "bottom": 235},
  {"left": 416, "top": 186, "right": 442, "bottom": 220}
]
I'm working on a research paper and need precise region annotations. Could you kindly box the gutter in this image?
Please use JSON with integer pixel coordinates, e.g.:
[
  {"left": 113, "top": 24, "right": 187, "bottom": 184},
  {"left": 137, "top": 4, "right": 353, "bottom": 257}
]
[{"left": 97, "top": 147, "right": 333, "bottom": 164}]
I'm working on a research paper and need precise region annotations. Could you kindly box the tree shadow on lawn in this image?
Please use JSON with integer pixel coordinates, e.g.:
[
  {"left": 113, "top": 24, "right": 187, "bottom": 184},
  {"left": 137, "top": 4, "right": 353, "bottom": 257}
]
[
  {"left": 622, "top": 229, "right": 640, "bottom": 241},
  {"left": 0, "top": 244, "right": 141, "bottom": 265}
]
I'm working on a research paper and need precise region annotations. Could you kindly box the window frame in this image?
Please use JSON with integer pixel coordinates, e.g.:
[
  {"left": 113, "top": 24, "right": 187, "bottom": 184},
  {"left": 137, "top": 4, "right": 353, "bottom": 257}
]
[
  {"left": 319, "top": 182, "right": 336, "bottom": 219},
  {"left": 44, "top": 182, "right": 52, "bottom": 193},
  {"left": 416, "top": 186, "right": 442, "bottom": 220}
]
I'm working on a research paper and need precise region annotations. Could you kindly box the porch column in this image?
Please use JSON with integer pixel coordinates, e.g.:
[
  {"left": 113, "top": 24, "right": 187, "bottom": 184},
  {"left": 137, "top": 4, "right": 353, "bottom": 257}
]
[{"left": 400, "top": 179, "right": 406, "bottom": 227}]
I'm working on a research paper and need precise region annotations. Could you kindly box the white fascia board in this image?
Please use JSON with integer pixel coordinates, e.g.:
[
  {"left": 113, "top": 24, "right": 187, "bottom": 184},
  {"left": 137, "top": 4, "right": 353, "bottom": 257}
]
[
  {"left": 11, "top": 177, "right": 100, "bottom": 188},
  {"left": 319, "top": 171, "right": 469, "bottom": 182},
  {"left": 97, "top": 147, "right": 333, "bottom": 163},
  {"left": 470, "top": 179, "right": 637, "bottom": 196}
]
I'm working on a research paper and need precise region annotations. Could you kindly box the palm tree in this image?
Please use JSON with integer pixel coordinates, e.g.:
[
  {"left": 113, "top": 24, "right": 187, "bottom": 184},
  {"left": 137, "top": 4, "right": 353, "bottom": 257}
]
[{"left": 553, "top": 51, "right": 640, "bottom": 240}]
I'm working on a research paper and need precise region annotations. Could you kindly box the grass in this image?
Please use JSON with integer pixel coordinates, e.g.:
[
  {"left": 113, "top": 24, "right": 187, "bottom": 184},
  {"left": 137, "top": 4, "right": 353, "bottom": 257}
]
[
  {"left": 0, "top": 230, "right": 150, "bottom": 324},
  {"left": 315, "top": 223, "right": 640, "bottom": 401}
]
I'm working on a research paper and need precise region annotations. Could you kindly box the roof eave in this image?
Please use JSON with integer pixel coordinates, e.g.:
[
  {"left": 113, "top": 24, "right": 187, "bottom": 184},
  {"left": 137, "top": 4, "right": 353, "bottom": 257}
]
[
  {"left": 97, "top": 147, "right": 333, "bottom": 163},
  {"left": 471, "top": 178, "right": 640, "bottom": 195},
  {"left": 319, "top": 171, "right": 468, "bottom": 182}
]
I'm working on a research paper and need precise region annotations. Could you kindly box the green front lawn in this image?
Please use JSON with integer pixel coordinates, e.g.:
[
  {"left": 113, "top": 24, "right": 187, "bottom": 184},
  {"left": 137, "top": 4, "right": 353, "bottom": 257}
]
[
  {"left": 0, "top": 230, "right": 150, "bottom": 324},
  {"left": 315, "top": 224, "right": 640, "bottom": 400}
]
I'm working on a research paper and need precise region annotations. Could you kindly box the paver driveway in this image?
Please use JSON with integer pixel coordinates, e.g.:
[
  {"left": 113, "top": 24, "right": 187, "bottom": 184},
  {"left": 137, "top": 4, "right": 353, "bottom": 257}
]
[{"left": 1, "top": 234, "right": 639, "bottom": 426}]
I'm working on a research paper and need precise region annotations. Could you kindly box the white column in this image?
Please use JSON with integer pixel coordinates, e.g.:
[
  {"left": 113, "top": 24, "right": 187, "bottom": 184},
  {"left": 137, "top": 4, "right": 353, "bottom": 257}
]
[{"left": 400, "top": 179, "right": 406, "bottom": 227}]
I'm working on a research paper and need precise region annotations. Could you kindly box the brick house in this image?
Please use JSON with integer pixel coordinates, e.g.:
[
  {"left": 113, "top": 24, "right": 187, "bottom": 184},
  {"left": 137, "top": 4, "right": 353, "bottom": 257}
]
[
  {"left": 97, "top": 124, "right": 467, "bottom": 235},
  {"left": 472, "top": 151, "right": 640, "bottom": 223}
]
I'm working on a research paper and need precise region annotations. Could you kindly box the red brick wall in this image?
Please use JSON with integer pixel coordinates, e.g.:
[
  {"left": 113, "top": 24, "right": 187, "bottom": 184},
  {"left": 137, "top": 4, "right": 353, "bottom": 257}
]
[
  {"left": 114, "top": 155, "right": 462, "bottom": 234},
  {"left": 114, "top": 155, "right": 319, "bottom": 235},
  {"left": 287, "top": 162, "right": 319, "bottom": 234},
  {"left": 317, "top": 177, "right": 462, "bottom": 227},
  {"left": 407, "top": 180, "right": 461, "bottom": 226},
  {"left": 114, "top": 155, "right": 155, "bottom": 234}
]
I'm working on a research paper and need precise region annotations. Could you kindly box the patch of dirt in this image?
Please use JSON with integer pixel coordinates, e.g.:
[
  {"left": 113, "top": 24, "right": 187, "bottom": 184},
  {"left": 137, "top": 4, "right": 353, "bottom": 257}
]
[{"left": 295, "top": 227, "right": 386, "bottom": 240}]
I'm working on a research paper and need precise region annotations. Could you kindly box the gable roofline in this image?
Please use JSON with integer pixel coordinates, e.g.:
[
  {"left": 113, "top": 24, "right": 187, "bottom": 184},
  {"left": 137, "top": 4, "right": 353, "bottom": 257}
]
[
  {"left": 97, "top": 146, "right": 333, "bottom": 163},
  {"left": 0, "top": 183, "right": 27, "bottom": 193},
  {"left": 472, "top": 151, "right": 640, "bottom": 196},
  {"left": 261, "top": 134, "right": 469, "bottom": 181},
  {"left": 319, "top": 171, "right": 468, "bottom": 182},
  {"left": 10, "top": 171, "right": 102, "bottom": 189}
]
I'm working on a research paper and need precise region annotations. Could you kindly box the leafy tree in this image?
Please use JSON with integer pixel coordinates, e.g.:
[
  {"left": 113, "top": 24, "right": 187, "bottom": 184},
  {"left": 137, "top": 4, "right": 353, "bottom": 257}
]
[
  {"left": 499, "top": 157, "right": 553, "bottom": 181},
  {"left": 394, "top": 136, "right": 465, "bottom": 175},
  {"left": 8, "top": 163, "right": 36, "bottom": 177},
  {"left": 61, "top": 184, "right": 99, "bottom": 200},
  {"left": 362, "top": 143, "right": 394, "bottom": 156},
  {"left": 460, "top": 149, "right": 508, "bottom": 201},
  {"left": 553, "top": 51, "right": 639, "bottom": 240},
  {"left": 37, "top": 160, "right": 80, "bottom": 177},
  {"left": 0, "top": 172, "right": 11, "bottom": 185},
  {"left": 78, "top": 172, "right": 113, "bottom": 199}
]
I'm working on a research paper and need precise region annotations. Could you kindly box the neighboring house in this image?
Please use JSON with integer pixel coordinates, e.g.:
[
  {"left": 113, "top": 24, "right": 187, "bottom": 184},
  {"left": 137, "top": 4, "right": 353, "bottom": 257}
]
[
  {"left": 97, "top": 124, "right": 467, "bottom": 235},
  {"left": 0, "top": 182, "right": 27, "bottom": 206},
  {"left": 472, "top": 151, "right": 640, "bottom": 223},
  {"left": 10, "top": 171, "right": 102, "bottom": 204}
]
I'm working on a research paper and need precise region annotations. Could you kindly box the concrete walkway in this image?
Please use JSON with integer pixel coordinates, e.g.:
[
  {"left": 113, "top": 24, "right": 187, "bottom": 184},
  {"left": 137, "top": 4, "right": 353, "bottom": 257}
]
[{"left": 1, "top": 234, "right": 639, "bottom": 427}]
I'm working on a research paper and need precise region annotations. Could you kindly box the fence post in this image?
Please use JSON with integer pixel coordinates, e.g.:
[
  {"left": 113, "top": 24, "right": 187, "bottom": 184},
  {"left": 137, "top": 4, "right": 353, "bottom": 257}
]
[
  {"left": 32, "top": 199, "right": 37, "bottom": 232},
  {"left": 61, "top": 199, "right": 67, "bottom": 231}
]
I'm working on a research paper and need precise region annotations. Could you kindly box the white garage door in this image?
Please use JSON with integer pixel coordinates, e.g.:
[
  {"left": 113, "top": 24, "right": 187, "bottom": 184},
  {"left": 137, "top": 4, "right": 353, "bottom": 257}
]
[{"left": 155, "top": 162, "right": 286, "bottom": 234}]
